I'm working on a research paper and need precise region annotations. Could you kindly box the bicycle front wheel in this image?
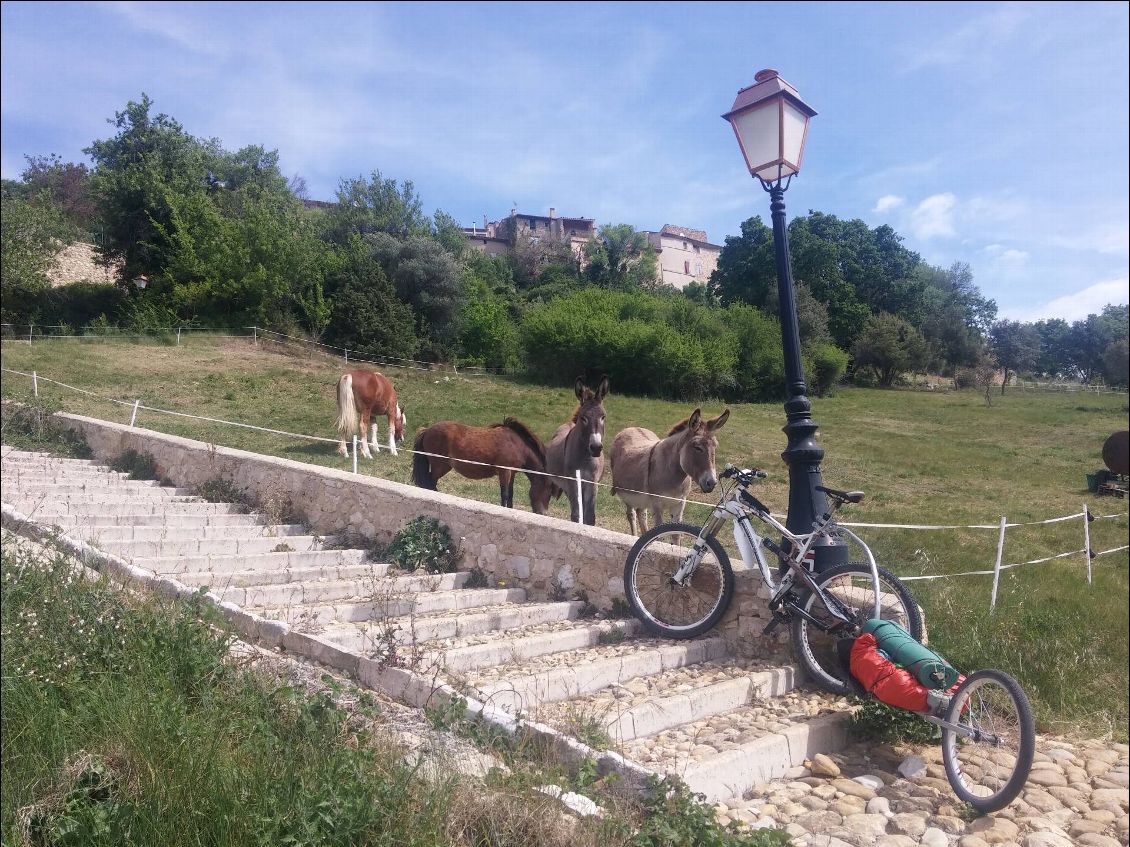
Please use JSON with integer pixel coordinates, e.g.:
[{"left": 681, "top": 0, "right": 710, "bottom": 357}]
[
  {"left": 942, "top": 669, "right": 1035, "bottom": 814},
  {"left": 623, "top": 522, "right": 734, "bottom": 639},
  {"left": 791, "top": 562, "right": 924, "bottom": 695}
]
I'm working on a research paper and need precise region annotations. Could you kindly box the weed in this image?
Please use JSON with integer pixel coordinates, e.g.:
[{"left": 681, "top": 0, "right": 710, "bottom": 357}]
[
  {"left": 0, "top": 399, "right": 92, "bottom": 458},
  {"left": 270, "top": 542, "right": 294, "bottom": 553},
  {"left": 109, "top": 449, "right": 158, "bottom": 480},
  {"left": 463, "top": 566, "right": 490, "bottom": 589},
  {"left": 597, "top": 629, "right": 626, "bottom": 647},
  {"left": 381, "top": 516, "right": 461, "bottom": 574},
  {"left": 608, "top": 597, "right": 634, "bottom": 619},
  {"left": 195, "top": 476, "right": 250, "bottom": 508},
  {"left": 849, "top": 699, "right": 938, "bottom": 744}
]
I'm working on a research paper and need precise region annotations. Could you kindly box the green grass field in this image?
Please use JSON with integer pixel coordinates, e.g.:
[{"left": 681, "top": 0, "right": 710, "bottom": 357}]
[{"left": 2, "top": 334, "right": 1128, "bottom": 738}]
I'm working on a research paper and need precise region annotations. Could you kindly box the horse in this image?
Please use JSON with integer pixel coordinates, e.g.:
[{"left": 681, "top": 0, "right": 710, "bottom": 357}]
[
  {"left": 411, "top": 418, "right": 554, "bottom": 514},
  {"left": 334, "top": 369, "right": 407, "bottom": 459},
  {"left": 546, "top": 376, "right": 609, "bottom": 525},
  {"left": 610, "top": 407, "right": 730, "bottom": 535}
]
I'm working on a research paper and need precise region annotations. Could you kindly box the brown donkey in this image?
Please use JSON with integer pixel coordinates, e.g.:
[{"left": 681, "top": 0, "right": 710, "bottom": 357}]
[{"left": 610, "top": 408, "right": 730, "bottom": 535}]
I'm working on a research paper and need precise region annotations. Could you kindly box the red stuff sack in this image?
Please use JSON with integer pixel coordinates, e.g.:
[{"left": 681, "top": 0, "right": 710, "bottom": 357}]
[{"left": 850, "top": 633, "right": 931, "bottom": 712}]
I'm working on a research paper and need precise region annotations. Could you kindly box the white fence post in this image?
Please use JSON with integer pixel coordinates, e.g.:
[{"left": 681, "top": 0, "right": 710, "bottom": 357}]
[
  {"left": 29, "top": 324, "right": 33, "bottom": 343},
  {"left": 1083, "top": 505, "right": 1093, "bottom": 585},
  {"left": 176, "top": 327, "right": 182, "bottom": 346},
  {"left": 345, "top": 348, "right": 349, "bottom": 364},
  {"left": 990, "top": 515, "right": 1007, "bottom": 611},
  {"left": 32, "top": 371, "right": 38, "bottom": 398},
  {"left": 129, "top": 400, "right": 140, "bottom": 428},
  {"left": 352, "top": 436, "right": 358, "bottom": 474},
  {"left": 575, "top": 470, "right": 585, "bottom": 524},
  {"left": 253, "top": 326, "right": 258, "bottom": 346}
]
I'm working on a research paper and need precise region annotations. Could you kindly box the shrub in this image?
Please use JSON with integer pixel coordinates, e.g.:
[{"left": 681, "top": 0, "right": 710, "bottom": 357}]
[
  {"left": 806, "top": 342, "right": 850, "bottom": 396},
  {"left": 109, "top": 449, "right": 158, "bottom": 480},
  {"left": 0, "top": 399, "right": 92, "bottom": 458},
  {"left": 849, "top": 699, "right": 937, "bottom": 744},
  {"left": 381, "top": 516, "right": 460, "bottom": 573}
]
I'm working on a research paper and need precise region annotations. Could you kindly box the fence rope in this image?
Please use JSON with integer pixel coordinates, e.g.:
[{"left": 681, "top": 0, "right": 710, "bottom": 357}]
[{"left": 4, "top": 366, "right": 1127, "bottom": 584}]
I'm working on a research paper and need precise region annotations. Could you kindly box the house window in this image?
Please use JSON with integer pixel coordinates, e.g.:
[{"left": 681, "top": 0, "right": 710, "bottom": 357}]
[
  {"left": 695, "top": 261, "right": 703, "bottom": 276},
  {"left": 682, "top": 241, "right": 688, "bottom": 249},
  {"left": 529, "top": 219, "right": 537, "bottom": 230},
  {"left": 684, "top": 261, "right": 691, "bottom": 275}
]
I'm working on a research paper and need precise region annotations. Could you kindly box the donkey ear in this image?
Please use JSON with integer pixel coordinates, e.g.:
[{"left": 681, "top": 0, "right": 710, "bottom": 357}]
[
  {"left": 574, "top": 377, "right": 586, "bottom": 400},
  {"left": 707, "top": 408, "right": 730, "bottom": 431},
  {"left": 688, "top": 408, "right": 702, "bottom": 429},
  {"left": 596, "top": 376, "right": 610, "bottom": 400}
]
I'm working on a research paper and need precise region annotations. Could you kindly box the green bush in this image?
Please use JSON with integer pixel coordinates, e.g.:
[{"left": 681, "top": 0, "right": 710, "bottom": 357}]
[
  {"left": 40, "top": 281, "right": 128, "bottom": 330},
  {"left": 0, "top": 399, "right": 92, "bottom": 458},
  {"left": 108, "top": 449, "right": 158, "bottom": 480},
  {"left": 849, "top": 699, "right": 937, "bottom": 744},
  {"left": 806, "top": 342, "right": 850, "bottom": 396},
  {"left": 382, "top": 516, "right": 460, "bottom": 573}
]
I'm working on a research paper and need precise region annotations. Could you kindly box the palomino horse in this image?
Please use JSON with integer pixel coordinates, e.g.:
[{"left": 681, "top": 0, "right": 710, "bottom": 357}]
[
  {"left": 411, "top": 419, "right": 554, "bottom": 513},
  {"left": 546, "top": 377, "right": 609, "bottom": 525},
  {"left": 610, "top": 407, "right": 730, "bottom": 535},
  {"left": 334, "top": 369, "right": 407, "bottom": 459}
]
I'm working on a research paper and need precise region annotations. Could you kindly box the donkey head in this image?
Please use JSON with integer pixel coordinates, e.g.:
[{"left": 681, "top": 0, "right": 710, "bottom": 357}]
[
  {"left": 675, "top": 408, "right": 730, "bottom": 493},
  {"left": 573, "top": 376, "right": 610, "bottom": 458}
]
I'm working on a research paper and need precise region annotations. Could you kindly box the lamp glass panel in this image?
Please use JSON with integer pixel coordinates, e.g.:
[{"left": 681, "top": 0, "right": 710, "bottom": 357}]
[
  {"left": 731, "top": 99, "right": 782, "bottom": 174},
  {"left": 781, "top": 100, "right": 809, "bottom": 166}
]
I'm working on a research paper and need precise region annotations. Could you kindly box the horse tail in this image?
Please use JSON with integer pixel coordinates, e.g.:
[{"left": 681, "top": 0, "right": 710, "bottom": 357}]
[
  {"left": 334, "top": 373, "right": 359, "bottom": 437},
  {"left": 411, "top": 430, "right": 437, "bottom": 490},
  {"left": 498, "top": 417, "right": 547, "bottom": 468}
]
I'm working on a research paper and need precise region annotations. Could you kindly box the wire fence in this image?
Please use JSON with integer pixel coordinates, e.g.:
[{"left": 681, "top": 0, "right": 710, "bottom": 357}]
[{"left": 2, "top": 365, "right": 1127, "bottom": 610}]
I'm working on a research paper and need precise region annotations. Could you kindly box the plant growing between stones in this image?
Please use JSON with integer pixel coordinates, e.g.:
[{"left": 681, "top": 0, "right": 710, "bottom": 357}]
[
  {"left": 381, "top": 516, "right": 460, "bottom": 574},
  {"left": 849, "top": 699, "right": 938, "bottom": 744},
  {"left": 108, "top": 448, "right": 158, "bottom": 480},
  {"left": 0, "top": 398, "right": 92, "bottom": 458}
]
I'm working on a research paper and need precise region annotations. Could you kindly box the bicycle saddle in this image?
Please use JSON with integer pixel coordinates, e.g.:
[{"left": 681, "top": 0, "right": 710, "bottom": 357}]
[{"left": 815, "top": 485, "right": 865, "bottom": 504}]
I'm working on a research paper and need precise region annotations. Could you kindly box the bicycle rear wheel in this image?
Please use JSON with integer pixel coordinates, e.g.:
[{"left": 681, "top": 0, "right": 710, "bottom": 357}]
[
  {"left": 790, "top": 562, "right": 923, "bottom": 695},
  {"left": 623, "top": 522, "right": 734, "bottom": 639},
  {"left": 942, "top": 669, "right": 1035, "bottom": 814}
]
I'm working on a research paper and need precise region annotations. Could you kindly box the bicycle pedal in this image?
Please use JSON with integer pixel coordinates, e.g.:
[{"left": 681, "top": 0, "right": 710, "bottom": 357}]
[{"left": 762, "top": 616, "right": 785, "bottom": 636}]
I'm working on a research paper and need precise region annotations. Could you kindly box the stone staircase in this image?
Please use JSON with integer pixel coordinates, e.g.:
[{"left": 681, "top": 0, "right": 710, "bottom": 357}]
[{"left": 0, "top": 446, "right": 854, "bottom": 807}]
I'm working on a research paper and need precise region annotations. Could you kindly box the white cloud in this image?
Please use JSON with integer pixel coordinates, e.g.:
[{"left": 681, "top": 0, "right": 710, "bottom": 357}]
[
  {"left": 983, "top": 244, "right": 1030, "bottom": 267},
  {"left": 1049, "top": 223, "right": 1130, "bottom": 257},
  {"left": 873, "top": 195, "right": 904, "bottom": 214},
  {"left": 1006, "top": 278, "right": 1129, "bottom": 322},
  {"left": 909, "top": 193, "right": 957, "bottom": 240}
]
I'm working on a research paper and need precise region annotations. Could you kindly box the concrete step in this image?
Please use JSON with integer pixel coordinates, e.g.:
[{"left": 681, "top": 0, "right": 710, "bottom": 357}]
[
  {"left": 317, "top": 600, "right": 587, "bottom": 651},
  {"left": 424, "top": 617, "right": 642, "bottom": 675},
  {"left": 204, "top": 571, "right": 471, "bottom": 608},
  {"left": 0, "top": 466, "right": 133, "bottom": 481},
  {"left": 175, "top": 561, "right": 392, "bottom": 588},
  {"left": 6, "top": 500, "right": 246, "bottom": 517},
  {"left": 42, "top": 512, "right": 266, "bottom": 528},
  {"left": 62, "top": 523, "right": 310, "bottom": 542},
  {"left": 469, "top": 635, "right": 731, "bottom": 713},
  {"left": 1, "top": 471, "right": 143, "bottom": 486},
  {"left": 4, "top": 492, "right": 200, "bottom": 508},
  {"left": 618, "top": 690, "right": 854, "bottom": 803},
  {"left": 529, "top": 658, "right": 797, "bottom": 743},
  {"left": 254, "top": 587, "right": 529, "bottom": 627},
  {"left": 137, "top": 549, "right": 368, "bottom": 575},
  {"left": 94, "top": 534, "right": 336, "bottom": 558},
  {"left": 2, "top": 482, "right": 194, "bottom": 497}
]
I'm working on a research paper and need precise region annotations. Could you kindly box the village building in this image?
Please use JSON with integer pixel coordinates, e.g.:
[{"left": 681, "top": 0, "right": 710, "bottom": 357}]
[
  {"left": 645, "top": 224, "right": 722, "bottom": 290},
  {"left": 463, "top": 208, "right": 596, "bottom": 260}
]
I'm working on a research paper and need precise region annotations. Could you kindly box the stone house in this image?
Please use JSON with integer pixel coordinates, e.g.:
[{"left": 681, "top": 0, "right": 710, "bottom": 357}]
[
  {"left": 646, "top": 224, "right": 722, "bottom": 290},
  {"left": 463, "top": 208, "right": 596, "bottom": 260}
]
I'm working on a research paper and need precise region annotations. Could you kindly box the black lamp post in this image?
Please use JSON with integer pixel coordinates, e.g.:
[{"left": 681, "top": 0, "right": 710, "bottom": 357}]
[{"left": 723, "top": 69, "right": 847, "bottom": 570}]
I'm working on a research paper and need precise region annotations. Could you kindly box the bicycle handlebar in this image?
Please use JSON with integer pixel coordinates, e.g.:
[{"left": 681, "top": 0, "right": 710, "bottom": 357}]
[{"left": 722, "top": 463, "right": 768, "bottom": 482}]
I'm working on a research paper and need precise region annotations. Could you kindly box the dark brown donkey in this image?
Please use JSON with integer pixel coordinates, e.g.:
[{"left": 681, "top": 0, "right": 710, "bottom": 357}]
[
  {"left": 546, "top": 377, "right": 609, "bottom": 525},
  {"left": 610, "top": 408, "right": 730, "bottom": 535},
  {"left": 411, "top": 419, "right": 554, "bottom": 513}
]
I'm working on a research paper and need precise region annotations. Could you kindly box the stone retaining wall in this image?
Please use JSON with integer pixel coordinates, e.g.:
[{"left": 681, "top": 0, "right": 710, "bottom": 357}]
[{"left": 56, "top": 412, "right": 790, "bottom": 660}]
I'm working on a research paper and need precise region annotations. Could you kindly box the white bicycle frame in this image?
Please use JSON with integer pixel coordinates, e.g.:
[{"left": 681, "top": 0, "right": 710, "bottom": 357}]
[{"left": 673, "top": 478, "right": 884, "bottom": 620}]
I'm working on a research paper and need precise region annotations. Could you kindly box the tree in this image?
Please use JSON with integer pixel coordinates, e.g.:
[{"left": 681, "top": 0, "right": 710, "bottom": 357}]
[
  {"left": 989, "top": 319, "right": 1041, "bottom": 393},
  {"left": 1067, "top": 304, "right": 1128, "bottom": 384},
  {"left": 916, "top": 262, "right": 995, "bottom": 373},
  {"left": 765, "top": 280, "right": 831, "bottom": 344},
  {"left": 84, "top": 94, "right": 212, "bottom": 282},
  {"left": 851, "top": 312, "right": 929, "bottom": 387},
  {"left": 19, "top": 154, "right": 97, "bottom": 233},
  {"left": 1103, "top": 337, "right": 1129, "bottom": 388},
  {"left": 0, "top": 194, "right": 71, "bottom": 323},
  {"left": 322, "top": 237, "right": 418, "bottom": 359},
  {"left": 325, "top": 171, "right": 430, "bottom": 245},
  {"left": 708, "top": 215, "right": 776, "bottom": 309},
  {"left": 583, "top": 224, "right": 658, "bottom": 290},
  {"left": 366, "top": 233, "right": 465, "bottom": 360},
  {"left": 1031, "top": 318, "right": 1073, "bottom": 378}
]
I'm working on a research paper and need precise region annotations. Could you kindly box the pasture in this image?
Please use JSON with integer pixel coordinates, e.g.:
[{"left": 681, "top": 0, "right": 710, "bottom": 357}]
[{"left": 2, "top": 333, "right": 1127, "bottom": 738}]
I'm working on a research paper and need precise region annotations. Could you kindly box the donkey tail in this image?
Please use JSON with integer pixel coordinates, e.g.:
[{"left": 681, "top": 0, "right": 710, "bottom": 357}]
[
  {"left": 334, "top": 373, "right": 359, "bottom": 436},
  {"left": 411, "top": 431, "right": 437, "bottom": 490}
]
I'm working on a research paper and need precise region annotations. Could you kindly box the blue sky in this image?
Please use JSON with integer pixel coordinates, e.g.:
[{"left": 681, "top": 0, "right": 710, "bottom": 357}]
[{"left": 2, "top": 1, "right": 1127, "bottom": 322}]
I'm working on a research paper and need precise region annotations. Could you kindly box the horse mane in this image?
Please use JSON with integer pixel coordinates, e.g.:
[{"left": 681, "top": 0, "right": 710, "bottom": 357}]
[
  {"left": 493, "top": 418, "right": 547, "bottom": 466},
  {"left": 667, "top": 417, "right": 700, "bottom": 437}
]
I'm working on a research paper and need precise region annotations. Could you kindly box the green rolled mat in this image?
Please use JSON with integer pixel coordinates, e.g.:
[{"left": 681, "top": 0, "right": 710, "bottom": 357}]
[{"left": 862, "top": 619, "right": 960, "bottom": 689}]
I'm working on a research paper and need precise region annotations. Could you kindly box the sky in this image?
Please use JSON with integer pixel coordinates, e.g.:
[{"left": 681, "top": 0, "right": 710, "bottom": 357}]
[{"left": 2, "top": 1, "right": 1128, "bottom": 322}]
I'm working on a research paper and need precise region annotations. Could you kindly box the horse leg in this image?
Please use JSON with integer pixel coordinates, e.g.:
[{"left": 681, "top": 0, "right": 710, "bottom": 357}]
[
  {"left": 369, "top": 417, "right": 380, "bottom": 453},
  {"left": 582, "top": 482, "right": 597, "bottom": 526},
  {"left": 499, "top": 470, "right": 514, "bottom": 508},
  {"left": 386, "top": 411, "right": 398, "bottom": 456},
  {"left": 359, "top": 409, "right": 373, "bottom": 459},
  {"left": 625, "top": 506, "right": 638, "bottom": 536},
  {"left": 337, "top": 438, "right": 349, "bottom": 458}
]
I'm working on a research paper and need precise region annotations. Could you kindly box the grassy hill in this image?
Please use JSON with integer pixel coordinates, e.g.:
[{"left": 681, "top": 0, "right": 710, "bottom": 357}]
[{"left": 3, "top": 333, "right": 1127, "bottom": 738}]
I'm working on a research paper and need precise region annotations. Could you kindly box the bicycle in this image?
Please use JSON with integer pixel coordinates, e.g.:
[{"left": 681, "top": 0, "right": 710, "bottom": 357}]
[
  {"left": 623, "top": 464, "right": 1035, "bottom": 812},
  {"left": 622, "top": 464, "right": 924, "bottom": 696}
]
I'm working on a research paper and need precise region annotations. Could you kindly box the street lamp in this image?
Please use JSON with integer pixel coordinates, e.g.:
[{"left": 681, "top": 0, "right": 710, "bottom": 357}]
[
  {"left": 132, "top": 275, "right": 149, "bottom": 291},
  {"left": 723, "top": 69, "right": 847, "bottom": 570}
]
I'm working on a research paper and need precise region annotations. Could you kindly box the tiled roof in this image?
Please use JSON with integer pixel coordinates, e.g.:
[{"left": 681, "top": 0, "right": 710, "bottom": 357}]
[{"left": 660, "top": 224, "right": 708, "bottom": 242}]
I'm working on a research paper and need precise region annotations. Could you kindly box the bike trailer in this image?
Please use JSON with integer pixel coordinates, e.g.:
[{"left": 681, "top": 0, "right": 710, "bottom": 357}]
[{"left": 862, "top": 619, "right": 960, "bottom": 689}]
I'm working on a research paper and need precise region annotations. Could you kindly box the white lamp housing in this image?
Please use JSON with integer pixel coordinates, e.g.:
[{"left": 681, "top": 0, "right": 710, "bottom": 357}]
[{"left": 723, "top": 69, "right": 816, "bottom": 183}]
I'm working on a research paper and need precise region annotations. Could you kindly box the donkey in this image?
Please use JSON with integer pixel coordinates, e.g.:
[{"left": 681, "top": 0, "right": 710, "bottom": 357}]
[
  {"left": 334, "top": 369, "right": 406, "bottom": 459},
  {"left": 546, "top": 376, "right": 609, "bottom": 525},
  {"left": 610, "top": 407, "right": 730, "bottom": 535}
]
